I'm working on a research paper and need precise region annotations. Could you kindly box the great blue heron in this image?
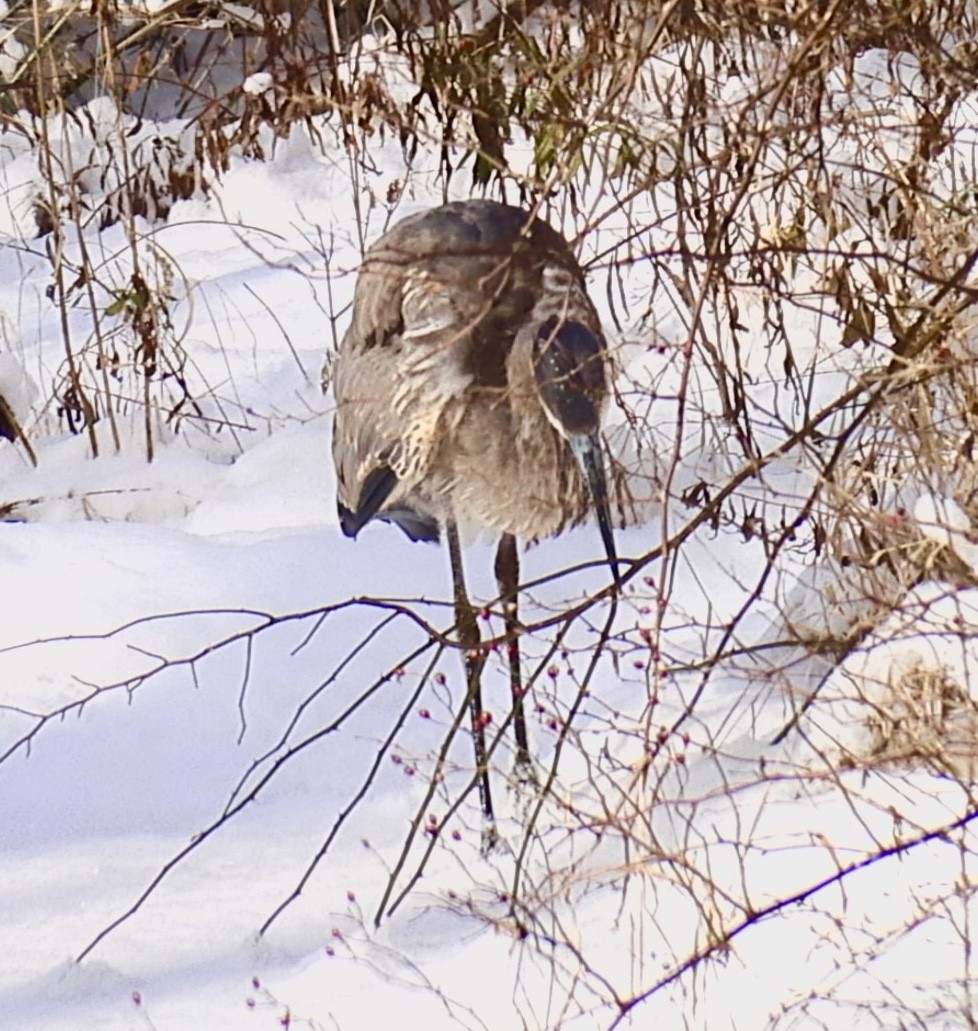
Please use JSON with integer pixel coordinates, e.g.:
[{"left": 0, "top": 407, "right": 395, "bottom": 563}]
[{"left": 331, "top": 199, "right": 618, "bottom": 831}]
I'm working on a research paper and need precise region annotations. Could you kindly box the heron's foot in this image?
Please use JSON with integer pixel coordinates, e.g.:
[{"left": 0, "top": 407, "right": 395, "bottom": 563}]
[
  {"left": 480, "top": 819, "right": 500, "bottom": 856},
  {"left": 512, "top": 753, "right": 540, "bottom": 792}
]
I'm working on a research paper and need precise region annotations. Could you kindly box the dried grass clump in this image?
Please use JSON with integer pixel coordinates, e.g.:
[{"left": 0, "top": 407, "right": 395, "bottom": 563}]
[{"left": 864, "top": 659, "right": 978, "bottom": 779}]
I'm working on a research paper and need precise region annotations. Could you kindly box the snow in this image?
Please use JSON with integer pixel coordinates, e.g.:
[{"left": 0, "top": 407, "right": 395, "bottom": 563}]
[{"left": 0, "top": 22, "right": 977, "bottom": 1031}]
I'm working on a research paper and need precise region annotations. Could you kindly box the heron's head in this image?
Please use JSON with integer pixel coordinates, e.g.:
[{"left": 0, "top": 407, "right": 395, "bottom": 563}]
[
  {"left": 532, "top": 316, "right": 607, "bottom": 440},
  {"left": 532, "top": 316, "right": 619, "bottom": 580}
]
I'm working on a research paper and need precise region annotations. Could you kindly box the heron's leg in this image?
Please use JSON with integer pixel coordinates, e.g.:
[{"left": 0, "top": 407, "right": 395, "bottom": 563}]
[
  {"left": 494, "top": 533, "right": 534, "bottom": 784},
  {"left": 445, "top": 521, "right": 497, "bottom": 842}
]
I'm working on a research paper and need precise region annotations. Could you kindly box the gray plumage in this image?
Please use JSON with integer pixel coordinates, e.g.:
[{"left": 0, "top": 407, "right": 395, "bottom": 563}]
[
  {"left": 331, "top": 199, "right": 618, "bottom": 828},
  {"left": 332, "top": 199, "right": 616, "bottom": 553}
]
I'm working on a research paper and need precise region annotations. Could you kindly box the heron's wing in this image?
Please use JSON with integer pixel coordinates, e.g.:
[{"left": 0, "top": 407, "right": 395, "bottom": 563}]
[
  {"left": 356, "top": 202, "right": 591, "bottom": 385},
  {"left": 332, "top": 217, "right": 496, "bottom": 534}
]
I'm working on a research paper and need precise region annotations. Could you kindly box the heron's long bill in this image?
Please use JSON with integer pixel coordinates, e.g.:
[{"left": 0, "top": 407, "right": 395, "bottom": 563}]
[{"left": 571, "top": 434, "right": 619, "bottom": 583}]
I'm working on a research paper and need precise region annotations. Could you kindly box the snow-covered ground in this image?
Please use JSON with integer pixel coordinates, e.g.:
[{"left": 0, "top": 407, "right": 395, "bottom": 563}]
[{"left": 1, "top": 25, "right": 977, "bottom": 1031}]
